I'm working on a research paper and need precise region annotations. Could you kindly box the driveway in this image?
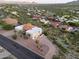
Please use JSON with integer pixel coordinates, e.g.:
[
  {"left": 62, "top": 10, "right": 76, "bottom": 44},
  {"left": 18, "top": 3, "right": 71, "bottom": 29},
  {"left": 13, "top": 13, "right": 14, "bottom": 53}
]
[{"left": 0, "top": 35, "right": 44, "bottom": 59}]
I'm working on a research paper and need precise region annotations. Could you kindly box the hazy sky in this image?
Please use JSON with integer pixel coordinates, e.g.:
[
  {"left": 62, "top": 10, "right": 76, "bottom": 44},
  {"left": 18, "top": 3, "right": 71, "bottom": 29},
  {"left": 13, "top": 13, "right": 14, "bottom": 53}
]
[{"left": 4, "top": 0, "right": 76, "bottom": 3}]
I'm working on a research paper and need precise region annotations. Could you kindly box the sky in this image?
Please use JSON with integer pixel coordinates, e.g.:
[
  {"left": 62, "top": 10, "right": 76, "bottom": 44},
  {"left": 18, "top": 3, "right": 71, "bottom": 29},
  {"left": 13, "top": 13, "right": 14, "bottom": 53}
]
[{"left": 3, "top": 0, "right": 76, "bottom": 4}]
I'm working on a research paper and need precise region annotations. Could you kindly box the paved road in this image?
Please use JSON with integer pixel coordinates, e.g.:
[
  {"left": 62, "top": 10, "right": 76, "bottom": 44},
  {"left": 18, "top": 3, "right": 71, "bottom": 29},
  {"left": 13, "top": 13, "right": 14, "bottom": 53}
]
[{"left": 0, "top": 35, "right": 44, "bottom": 59}]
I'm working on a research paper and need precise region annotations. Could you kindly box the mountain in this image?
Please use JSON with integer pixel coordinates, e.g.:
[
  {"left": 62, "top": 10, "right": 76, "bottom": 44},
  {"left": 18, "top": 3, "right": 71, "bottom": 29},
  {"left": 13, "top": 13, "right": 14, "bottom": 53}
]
[
  {"left": 67, "top": 0, "right": 79, "bottom": 5},
  {"left": 0, "top": 1, "right": 37, "bottom": 4}
]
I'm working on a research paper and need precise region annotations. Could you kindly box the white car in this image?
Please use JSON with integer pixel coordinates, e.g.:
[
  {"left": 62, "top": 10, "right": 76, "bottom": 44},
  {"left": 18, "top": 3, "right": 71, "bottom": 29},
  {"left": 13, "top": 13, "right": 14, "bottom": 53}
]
[{"left": 0, "top": 46, "right": 4, "bottom": 53}]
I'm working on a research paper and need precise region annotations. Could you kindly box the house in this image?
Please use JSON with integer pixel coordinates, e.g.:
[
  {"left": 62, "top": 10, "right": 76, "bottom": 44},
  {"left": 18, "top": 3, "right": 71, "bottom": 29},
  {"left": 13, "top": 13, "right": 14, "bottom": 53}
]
[
  {"left": 27, "top": 13, "right": 31, "bottom": 16},
  {"left": 11, "top": 11, "right": 17, "bottom": 15},
  {"left": 2, "top": 17, "right": 18, "bottom": 26},
  {"left": 59, "top": 25, "right": 77, "bottom": 32},
  {"left": 42, "top": 10, "right": 46, "bottom": 12},
  {"left": 51, "top": 21, "right": 61, "bottom": 28},
  {"left": 59, "top": 25, "right": 68, "bottom": 29},
  {"left": 47, "top": 16, "right": 54, "bottom": 20},
  {"left": 15, "top": 23, "right": 43, "bottom": 40},
  {"left": 15, "top": 23, "right": 34, "bottom": 32},
  {"left": 40, "top": 18, "right": 50, "bottom": 24},
  {"left": 32, "top": 15, "right": 41, "bottom": 20},
  {"left": 67, "top": 26, "right": 74, "bottom": 32},
  {"left": 26, "top": 27, "right": 42, "bottom": 40},
  {"left": 66, "top": 19, "right": 79, "bottom": 23},
  {"left": 41, "top": 16, "right": 48, "bottom": 20},
  {"left": 39, "top": 15, "right": 50, "bottom": 24},
  {"left": 59, "top": 16, "right": 68, "bottom": 22}
]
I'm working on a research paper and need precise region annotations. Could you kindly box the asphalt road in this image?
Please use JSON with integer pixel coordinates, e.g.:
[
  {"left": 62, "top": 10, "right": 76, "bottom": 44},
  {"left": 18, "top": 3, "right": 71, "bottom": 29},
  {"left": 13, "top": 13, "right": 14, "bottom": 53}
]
[{"left": 0, "top": 34, "right": 44, "bottom": 59}]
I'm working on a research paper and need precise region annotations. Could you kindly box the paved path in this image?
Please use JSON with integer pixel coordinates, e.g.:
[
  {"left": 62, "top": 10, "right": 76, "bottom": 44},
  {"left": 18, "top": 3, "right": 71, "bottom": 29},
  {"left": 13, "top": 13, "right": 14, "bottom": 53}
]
[{"left": 0, "top": 35, "right": 44, "bottom": 59}]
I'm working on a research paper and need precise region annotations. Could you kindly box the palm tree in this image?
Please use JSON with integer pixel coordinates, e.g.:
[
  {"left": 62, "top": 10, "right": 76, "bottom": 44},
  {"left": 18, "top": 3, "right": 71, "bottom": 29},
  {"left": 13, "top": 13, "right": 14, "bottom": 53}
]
[{"left": 35, "top": 35, "right": 43, "bottom": 51}]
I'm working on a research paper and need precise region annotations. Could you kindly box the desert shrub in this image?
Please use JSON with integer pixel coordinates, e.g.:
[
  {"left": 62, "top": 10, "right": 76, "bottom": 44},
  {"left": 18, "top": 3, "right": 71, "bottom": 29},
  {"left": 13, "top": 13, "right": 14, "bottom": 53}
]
[
  {"left": 3, "top": 57, "right": 14, "bottom": 59},
  {"left": 53, "top": 55, "right": 60, "bottom": 59},
  {"left": 12, "top": 34, "right": 17, "bottom": 40},
  {"left": 68, "top": 22, "right": 79, "bottom": 27},
  {"left": 43, "top": 31, "right": 48, "bottom": 36},
  {"left": 53, "top": 39, "right": 68, "bottom": 53},
  {"left": 3, "top": 24, "right": 14, "bottom": 30}
]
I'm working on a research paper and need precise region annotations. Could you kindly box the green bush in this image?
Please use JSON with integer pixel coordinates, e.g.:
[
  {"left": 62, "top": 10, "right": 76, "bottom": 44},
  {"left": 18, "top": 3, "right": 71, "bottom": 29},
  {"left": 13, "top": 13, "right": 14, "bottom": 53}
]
[{"left": 3, "top": 24, "right": 14, "bottom": 30}]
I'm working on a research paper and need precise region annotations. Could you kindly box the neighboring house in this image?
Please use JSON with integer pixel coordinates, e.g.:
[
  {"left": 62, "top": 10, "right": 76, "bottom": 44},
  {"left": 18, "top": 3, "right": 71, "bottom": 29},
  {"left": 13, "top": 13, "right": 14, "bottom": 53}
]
[
  {"left": 67, "top": 26, "right": 74, "bottom": 32},
  {"left": 67, "top": 27, "right": 79, "bottom": 32},
  {"left": 59, "top": 25, "right": 68, "bottom": 29},
  {"left": 41, "top": 16, "right": 48, "bottom": 20},
  {"left": 59, "top": 16, "right": 68, "bottom": 22},
  {"left": 2, "top": 17, "right": 18, "bottom": 26},
  {"left": 59, "top": 25, "right": 77, "bottom": 32},
  {"left": 42, "top": 10, "right": 46, "bottom": 12},
  {"left": 11, "top": 11, "right": 18, "bottom": 15},
  {"left": 66, "top": 19, "right": 79, "bottom": 23},
  {"left": 27, "top": 13, "right": 31, "bottom": 16},
  {"left": 47, "top": 16, "right": 55, "bottom": 21},
  {"left": 40, "top": 18, "right": 50, "bottom": 24},
  {"left": 32, "top": 15, "right": 41, "bottom": 20},
  {"left": 40, "top": 15, "right": 50, "bottom": 24},
  {"left": 51, "top": 21, "right": 61, "bottom": 28}
]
